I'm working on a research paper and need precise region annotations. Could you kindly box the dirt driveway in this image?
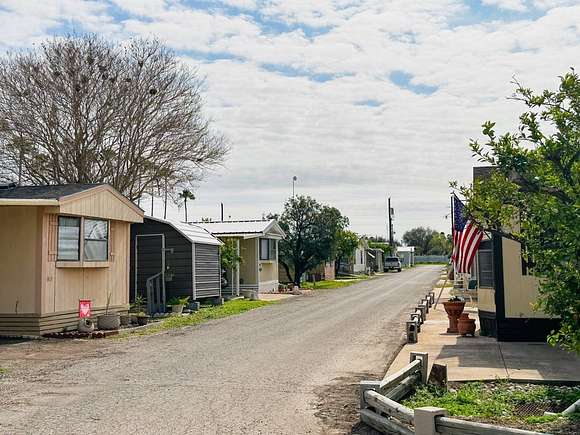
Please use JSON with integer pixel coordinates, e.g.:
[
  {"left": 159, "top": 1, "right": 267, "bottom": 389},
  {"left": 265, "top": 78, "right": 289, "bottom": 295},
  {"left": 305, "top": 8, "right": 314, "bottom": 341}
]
[{"left": 0, "top": 266, "right": 440, "bottom": 434}]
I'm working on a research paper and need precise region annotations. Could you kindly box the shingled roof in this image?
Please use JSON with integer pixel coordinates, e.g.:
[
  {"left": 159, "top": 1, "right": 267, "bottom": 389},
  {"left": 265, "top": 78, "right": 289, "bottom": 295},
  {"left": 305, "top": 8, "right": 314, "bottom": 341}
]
[{"left": 0, "top": 183, "right": 102, "bottom": 199}]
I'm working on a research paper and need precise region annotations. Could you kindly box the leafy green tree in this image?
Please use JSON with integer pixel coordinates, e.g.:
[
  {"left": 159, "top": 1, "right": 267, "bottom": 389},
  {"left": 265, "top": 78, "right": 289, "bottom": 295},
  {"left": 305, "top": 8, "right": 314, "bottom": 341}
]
[
  {"left": 427, "top": 232, "right": 452, "bottom": 255},
  {"left": 455, "top": 71, "right": 580, "bottom": 353},
  {"left": 402, "top": 227, "right": 438, "bottom": 255},
  {"left": 220, "top": 239, "right": 242, "bottom": 270},
  {"left": 278, "top": 196, "right": 348, "bottom": 286},
  {"left": 334, "top": 230, "right": 360, "bottom": 275}
]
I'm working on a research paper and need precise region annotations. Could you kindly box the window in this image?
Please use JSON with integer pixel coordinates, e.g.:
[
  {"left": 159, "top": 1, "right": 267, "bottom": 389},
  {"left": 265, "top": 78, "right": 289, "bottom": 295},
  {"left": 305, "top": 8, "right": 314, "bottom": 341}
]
[
  {"left": 84, "top": 219, "right": 109, "bottom": 261},
  {"left": 477, "top": 240, "right": 494, "bottom": 288},
  {"left": 57, "top": 216, "right": 109, "bottom": 262},
  {"left": 58, "top": 217, "right": 81, "bottom": 260},
  {"left": 259, "top": 238, "right": 276, "bottom": 261}
]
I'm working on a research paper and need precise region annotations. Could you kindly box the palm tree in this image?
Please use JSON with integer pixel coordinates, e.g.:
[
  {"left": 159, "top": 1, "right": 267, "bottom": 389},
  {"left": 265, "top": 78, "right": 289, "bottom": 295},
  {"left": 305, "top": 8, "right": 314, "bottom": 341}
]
[{"left": 179, "top": 189, "right": 195, "bottom": 221}]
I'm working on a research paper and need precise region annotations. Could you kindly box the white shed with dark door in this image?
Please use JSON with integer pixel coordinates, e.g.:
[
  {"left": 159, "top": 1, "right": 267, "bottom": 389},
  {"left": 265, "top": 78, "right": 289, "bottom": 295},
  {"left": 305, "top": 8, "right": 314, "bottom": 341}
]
[{"left": 130, "top": 217, "right": 222, "bottom": 313}]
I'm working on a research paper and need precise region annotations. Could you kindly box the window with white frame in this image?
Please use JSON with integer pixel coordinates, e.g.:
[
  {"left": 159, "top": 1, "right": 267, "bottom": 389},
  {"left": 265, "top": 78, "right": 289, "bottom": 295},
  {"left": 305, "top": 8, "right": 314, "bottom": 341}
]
[
  {"left": 57, "top": 216, "right": 109, "bottom": 262},
  {"left": 57, "top": 216, "right": 81, "bottom": 260},
  {"left": 84, "top": 219, "right": 109, "bottom": 261},
  {"left": 259, "top": 238, "right": 276, "bottom": 261}
]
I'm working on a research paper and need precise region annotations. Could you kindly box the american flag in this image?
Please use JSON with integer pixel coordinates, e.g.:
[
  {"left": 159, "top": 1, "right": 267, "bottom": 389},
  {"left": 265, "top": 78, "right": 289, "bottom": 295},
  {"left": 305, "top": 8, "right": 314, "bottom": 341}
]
[{"left": 452, "top": 194, "right": 483, "bottom": 273}]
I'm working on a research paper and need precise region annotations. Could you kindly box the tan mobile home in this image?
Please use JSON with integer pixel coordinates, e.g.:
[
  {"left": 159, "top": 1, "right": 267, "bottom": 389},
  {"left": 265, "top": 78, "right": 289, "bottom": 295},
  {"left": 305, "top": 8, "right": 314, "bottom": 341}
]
[
  {"left": 194, "top": 219, "right": 285, "bottom": 296},
  {"left": 473, "top": 167, "right": 559, "bottom": 341},
  {"left": 0, "top": 184, "right": 143, "bottom": 336}
]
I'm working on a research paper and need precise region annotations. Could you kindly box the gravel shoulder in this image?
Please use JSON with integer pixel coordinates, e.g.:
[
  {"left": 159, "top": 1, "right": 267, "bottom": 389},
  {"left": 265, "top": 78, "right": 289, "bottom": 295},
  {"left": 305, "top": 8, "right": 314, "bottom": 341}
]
[{"left": 0, "top": 266, "right": 441, "bottom": 435}]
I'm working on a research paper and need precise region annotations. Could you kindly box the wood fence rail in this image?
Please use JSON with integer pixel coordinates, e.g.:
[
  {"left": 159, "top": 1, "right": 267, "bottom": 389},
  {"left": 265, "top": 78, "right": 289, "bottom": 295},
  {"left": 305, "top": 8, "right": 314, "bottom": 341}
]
[{"left": 359, "top": 350, "right": 547, "bottom": 435}]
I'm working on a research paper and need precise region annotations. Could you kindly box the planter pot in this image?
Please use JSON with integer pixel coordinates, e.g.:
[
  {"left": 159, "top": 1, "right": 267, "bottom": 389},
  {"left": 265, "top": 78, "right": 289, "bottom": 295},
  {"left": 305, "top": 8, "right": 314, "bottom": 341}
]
[
  {"left": 120, "top": 314, "right": 131, "bottom": 326},
  {"left": 458, "top": 313, "right": 476, "bottom": 337},
  {"left": 78, "top": 318, "right": 95, "bottom": 333},
  {"left": 442, "top": 301, "right": 466, "bottom": 333},
  {"left": 136, "top": 315, "right": 149, "bottom": 326},
  {"left": 171, "top": 304, "right": 184, "bottom": 314},
  {"left": 97, "top": 313, "right": 120, "bottom": 330},
  {"left": 242, "top": 290, "right": 257, "bottom": 300}
]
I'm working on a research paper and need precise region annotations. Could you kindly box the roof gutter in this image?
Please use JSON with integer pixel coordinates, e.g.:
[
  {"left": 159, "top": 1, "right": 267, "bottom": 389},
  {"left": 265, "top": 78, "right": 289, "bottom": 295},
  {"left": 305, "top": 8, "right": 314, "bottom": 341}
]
[{"left": 0, "top": 199, "right": 60, "bottom": 206}]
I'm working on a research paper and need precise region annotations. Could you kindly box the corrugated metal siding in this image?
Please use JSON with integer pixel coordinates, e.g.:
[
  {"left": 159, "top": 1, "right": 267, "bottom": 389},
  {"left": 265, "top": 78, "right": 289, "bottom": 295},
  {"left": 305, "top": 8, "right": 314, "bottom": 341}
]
[
  {"left": 131, "top": 220, "right": 193, "bottom": 301},
  {"left": 194, "top": 243, "right": 221, "bottom": 298}
]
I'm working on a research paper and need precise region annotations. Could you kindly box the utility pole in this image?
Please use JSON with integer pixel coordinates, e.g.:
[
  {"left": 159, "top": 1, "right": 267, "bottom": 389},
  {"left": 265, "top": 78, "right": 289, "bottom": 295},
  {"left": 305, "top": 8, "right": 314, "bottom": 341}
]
[
  {"left": 388, "top": 197, "right": 394, "bottom": 255},
  {"left": 163, "top": 179, "right": 168, "bottom": 220},
  {"left": 220, "top": 203, "right": 224, "bottom": 221}
]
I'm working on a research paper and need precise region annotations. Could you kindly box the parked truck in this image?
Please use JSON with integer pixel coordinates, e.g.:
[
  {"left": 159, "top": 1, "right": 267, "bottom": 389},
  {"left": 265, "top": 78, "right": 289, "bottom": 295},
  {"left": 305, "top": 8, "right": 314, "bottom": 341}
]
[{"left": 384, "top": 256, "right": 402, "bottom": 272}]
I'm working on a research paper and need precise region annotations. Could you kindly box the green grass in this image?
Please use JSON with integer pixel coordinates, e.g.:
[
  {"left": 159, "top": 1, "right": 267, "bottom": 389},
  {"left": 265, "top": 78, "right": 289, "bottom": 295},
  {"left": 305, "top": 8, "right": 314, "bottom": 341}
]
[
  {"left": 301, "top": 275, "right": 370, "bottom": 290},
  {"left": 403, "top": 382, "right": 580, "bottom": 430},
  {"left": 118, "top": 299, "right": 273, "bottom": 338},
  {"left": 0, "top": 367, "right": 7, "bottom": 375}
]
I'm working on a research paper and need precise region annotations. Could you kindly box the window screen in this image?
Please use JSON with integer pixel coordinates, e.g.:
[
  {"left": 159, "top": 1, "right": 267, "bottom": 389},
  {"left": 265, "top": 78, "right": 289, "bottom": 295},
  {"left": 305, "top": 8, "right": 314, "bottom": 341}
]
[
  {"left": 58, "top": 217, "right": 81, "bottom": 260},
  {"left": 84, "top": 219, "right": 109, "bottom": 261},
  {"left": 477, "top": 240, "right": 494, "bottom": 288}
]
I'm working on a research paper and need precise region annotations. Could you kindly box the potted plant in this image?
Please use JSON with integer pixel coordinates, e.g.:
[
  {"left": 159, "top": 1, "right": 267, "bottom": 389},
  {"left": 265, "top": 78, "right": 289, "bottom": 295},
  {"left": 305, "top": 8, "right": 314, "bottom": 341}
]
[
  {"left": 120, "top": 313, "right": 131, "bottom": 326},
  {"left": 136, "top": 312, "right": 149, "bottom": 326},
  {"left": 97, "top": 293, "right": 120, "bottom": 330},
  {"left": 168, "top": 296, "right": 190, "bottom": 314},
  {"left": 458, "top": 312, "right": 476, "bottom": 337},
  {"left": 442, "top": 296, "right": 465, "bottom": 333},
  {"left": 130, "top": 295, "right": 145, "bottom": 323}
]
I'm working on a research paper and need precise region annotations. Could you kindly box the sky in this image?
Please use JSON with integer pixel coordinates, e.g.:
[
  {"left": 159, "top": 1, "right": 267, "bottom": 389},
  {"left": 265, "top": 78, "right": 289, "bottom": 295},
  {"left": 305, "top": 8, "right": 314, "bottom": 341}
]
[{"left": 0, "top": 0, "right": 579, "bottom": 239}]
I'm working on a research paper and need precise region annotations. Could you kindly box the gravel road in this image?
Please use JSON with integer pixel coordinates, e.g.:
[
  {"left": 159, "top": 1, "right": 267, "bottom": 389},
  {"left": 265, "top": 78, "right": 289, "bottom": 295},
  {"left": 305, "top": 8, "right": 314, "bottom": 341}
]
[{"left": 0, "top": 265, "right": 440, "bottom": 435}]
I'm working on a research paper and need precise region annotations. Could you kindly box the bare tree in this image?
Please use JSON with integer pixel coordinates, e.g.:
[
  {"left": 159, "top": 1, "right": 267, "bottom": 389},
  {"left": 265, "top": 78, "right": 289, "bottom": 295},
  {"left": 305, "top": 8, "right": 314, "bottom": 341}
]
[{"left": 0, "top": 35, "right": 228, "bottom": 200}]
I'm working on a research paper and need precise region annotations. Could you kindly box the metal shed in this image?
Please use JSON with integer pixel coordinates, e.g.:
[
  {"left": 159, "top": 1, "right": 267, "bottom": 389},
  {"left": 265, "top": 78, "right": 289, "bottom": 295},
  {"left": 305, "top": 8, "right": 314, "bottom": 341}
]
[{"left": 130, "top": 217, "right": 222, "bottom": 313}]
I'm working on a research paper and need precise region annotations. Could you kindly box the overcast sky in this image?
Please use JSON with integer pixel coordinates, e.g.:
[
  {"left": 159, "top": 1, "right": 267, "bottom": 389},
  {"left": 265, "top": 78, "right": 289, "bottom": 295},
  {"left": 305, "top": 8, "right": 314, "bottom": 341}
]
[{"left": 1, "top": 0, "right": 578, "bottom": 239}]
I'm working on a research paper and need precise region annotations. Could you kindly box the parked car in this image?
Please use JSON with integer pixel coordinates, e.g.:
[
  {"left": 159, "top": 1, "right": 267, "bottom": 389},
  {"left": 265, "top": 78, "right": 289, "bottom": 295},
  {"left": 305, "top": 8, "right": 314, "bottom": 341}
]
[{"left": 385, "top": 256, "right": 402, "bottom": 272}]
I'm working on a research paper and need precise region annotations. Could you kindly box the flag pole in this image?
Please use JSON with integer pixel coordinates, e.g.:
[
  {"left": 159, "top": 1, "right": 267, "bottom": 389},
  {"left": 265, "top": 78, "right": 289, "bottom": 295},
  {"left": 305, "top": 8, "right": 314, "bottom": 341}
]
[{"left": 450, "top": 193, "right": 456, "bottom": 280}]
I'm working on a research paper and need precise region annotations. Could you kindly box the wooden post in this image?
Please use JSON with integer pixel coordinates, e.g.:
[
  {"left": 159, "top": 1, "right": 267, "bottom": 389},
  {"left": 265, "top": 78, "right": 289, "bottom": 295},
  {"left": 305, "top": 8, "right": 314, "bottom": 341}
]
[
  {"left": 415, "top": 407, "right": 448, "bottom": 435},
  {"left": 406, "top": 320, "right": 418, "bottom": 343},
  {"left": 410, "top": 351, "right": 429, "bottom": 384},
  {"left": 359, "top": 380, "right": 381, "bottom": 409}
]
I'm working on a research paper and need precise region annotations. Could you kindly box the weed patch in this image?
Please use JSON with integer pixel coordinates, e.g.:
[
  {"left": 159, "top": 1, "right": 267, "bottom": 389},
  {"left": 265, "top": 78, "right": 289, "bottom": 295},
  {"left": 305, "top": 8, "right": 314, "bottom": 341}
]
[
  {"left": 403, "top": 382, "right": 580, "bottom": 434},
  {"left": 118, "top": 299, "right": 273, "bottom": 338}
]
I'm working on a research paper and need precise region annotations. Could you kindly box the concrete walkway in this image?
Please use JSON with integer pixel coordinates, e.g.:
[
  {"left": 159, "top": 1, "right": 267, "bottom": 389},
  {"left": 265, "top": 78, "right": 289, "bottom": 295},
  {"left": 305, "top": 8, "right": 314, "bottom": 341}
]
[{"left": 387, "top": 284, "right": 580, "bottom": 383}]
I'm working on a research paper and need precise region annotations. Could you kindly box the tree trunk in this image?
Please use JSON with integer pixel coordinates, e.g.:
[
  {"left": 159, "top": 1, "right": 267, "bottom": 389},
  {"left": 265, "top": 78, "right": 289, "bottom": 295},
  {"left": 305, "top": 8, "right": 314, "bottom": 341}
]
[
  {"left": 294, "top": 267, "right": 303, "bottom": 287},
  {"left": 280, "top": 261, "right": 294, "bottom": 285}
]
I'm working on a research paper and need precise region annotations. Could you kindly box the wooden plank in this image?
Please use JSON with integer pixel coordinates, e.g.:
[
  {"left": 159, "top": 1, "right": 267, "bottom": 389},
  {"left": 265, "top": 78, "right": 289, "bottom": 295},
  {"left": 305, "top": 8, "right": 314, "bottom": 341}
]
[
  {"left": 364, "top": 390, "right": 414, "bottom": 425},
  {"left": 360, "top": 409, "right": 414, "bottom": 435},
  {"left": 380, "top": 359, "right": 422, "bottom": 391},
  {"left": 385, "top": 373, "right": 421, "bottom": 402},
  {"left": 436, "top": 417, "right": 546, "bottom": 435}
]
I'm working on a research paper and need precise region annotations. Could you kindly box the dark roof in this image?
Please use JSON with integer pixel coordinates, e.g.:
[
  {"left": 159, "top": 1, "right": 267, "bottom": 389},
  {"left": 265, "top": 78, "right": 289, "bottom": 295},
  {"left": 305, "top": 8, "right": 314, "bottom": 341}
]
[{"left": 0, "top": 184, "right": 102, "bottom": 200}]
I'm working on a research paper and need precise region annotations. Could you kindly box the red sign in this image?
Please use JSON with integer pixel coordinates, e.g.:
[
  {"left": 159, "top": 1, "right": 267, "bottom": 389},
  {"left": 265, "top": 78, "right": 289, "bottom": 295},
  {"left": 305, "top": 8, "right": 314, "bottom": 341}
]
[{"left": 79, "top": 300, "right": 92, "bottom": 318}]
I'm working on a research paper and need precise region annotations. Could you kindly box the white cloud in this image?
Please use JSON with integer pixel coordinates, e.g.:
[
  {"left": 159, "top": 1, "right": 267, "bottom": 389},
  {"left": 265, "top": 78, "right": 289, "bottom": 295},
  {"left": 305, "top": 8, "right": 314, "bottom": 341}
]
[
  {"left": 481, "top": 0, "right": 528, "bottom": 11},
  {"left": 1, "top": 0, "right": 579, "bottom": 237}
]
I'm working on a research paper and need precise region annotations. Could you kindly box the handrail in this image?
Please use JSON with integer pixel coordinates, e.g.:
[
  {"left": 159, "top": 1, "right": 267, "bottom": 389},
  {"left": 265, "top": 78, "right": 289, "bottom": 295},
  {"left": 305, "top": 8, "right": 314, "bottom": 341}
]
[{"left": 146, "top": 272, "right": 165, "bottom": 315}]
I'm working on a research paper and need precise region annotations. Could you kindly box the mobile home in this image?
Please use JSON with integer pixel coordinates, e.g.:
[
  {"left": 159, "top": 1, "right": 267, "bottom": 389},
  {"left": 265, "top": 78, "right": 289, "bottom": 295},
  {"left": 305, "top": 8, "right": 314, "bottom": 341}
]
[{"left": 0, "top": 184, "right": 143, "bottom": 335}]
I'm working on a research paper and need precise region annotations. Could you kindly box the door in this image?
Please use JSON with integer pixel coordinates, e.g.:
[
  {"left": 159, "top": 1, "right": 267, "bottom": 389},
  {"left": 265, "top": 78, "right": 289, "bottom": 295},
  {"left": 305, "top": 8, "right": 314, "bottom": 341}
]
[{"left": 134, "top": 234, "right": 165, "bottom": 300}]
